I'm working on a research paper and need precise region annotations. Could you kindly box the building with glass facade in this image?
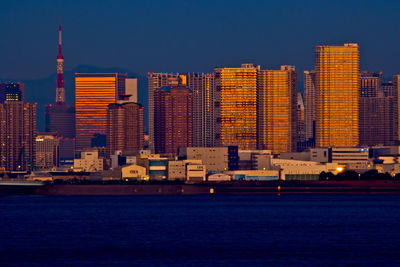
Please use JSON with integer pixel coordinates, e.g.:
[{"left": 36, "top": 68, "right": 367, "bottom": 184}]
[{"left": 75, "top": 73, "right": 121, "bottom": 151}]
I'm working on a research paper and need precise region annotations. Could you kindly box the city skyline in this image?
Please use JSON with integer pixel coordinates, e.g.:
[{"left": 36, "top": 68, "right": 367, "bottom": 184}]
[{"left": 1, "top": 0, "right": 399, "bottom": 81}]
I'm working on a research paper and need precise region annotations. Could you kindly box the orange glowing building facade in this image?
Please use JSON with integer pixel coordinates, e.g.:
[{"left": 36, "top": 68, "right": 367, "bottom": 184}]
[
  {"left": 315, "top": 44, "right": 360, "bottom": 148},
  {"left": 75, "top": 73, "right": 120, "bottom": 151},
  {"left": 214, "top": 64, "right": 258, "bottom": 150},
  {"left": 257, "top": 66, "right": 297, "bottom": 154}
]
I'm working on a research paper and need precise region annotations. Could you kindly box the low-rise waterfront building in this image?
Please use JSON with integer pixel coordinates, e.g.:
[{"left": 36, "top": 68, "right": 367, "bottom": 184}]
[
  {"left": 178, "top": 146, "right": 238, "bottom": 173},
  {"left": 226, "top": 170, "right": 279, "bottom": 181},
  {"left": 136, "top": 154, "right": 168, "bottom": 180},
  {"left": 121, "top": 164, "right": 147, "bottom": 181},
  {"left": 74, "top": 150, "right": 104, "bottom": 172}
]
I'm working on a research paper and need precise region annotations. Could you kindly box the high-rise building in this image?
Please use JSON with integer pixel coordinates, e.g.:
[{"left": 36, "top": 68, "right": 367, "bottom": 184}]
[
  {"left": 75, "top": 73, "right": 123, "bottom": 151},
  {"left": 393, "top": 75, "right": 400, "bottom": 142},
  {"left": 147, "top": 73, "right": 184, "bottom": 152},
  {"left": 154, "top": 86, "right": 193, "bottom": 154},
  {"left": 359, "top": 91, "right": 393, "bottom": 146},
  {"left": 125, "top": 78, "right": 138, "bottom": 103},
  {"left": 0, "top": 101, "right": 36, "bottom": 171},
  {"left": 358, "top": 71, "right": 392, "bottom": 146},
  {"left": 106, "top": 102, "right": 144, "bottom": 157},
  {"left": 304, "top": 70, "right": 316, "bottom": 141},
  {"left": 257, "top": 65, "right": 297, "bottom": 154},
  {"left": 0, "top": 82, "right": 24, "bottom": 103},
  {"left": 45, "top": 105, "right": 75, "bottom": 138},
  {"left": 186, "top": 73, "right": 215, "bottom": 147},
  {"left": 297, "top": 92, "right": 306, "bottom": 144},
  {"left": 35, "top": 132, "right": 59, "bottom": 170},
  {"left": 214, "top": 64, "right": 258, "bottom": 150},
  {"left": 315, "top": 44, "right": 360, "bottom": 148},
  {"left": 46, "top": 23, "right": 75, "bottom": 139},
  {"left": 359, "top": 71, "right": 382, "bottom": 97}
]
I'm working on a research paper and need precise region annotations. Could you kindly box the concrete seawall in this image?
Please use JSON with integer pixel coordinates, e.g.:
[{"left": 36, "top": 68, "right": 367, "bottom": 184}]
[{"left": 32, "top": 180, "right": 400, "bottom": 195}]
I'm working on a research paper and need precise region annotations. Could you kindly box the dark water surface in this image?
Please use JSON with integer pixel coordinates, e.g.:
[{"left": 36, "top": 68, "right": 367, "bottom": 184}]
[{"left": 1, "top": 194, "right": 400, "bottom": 266}]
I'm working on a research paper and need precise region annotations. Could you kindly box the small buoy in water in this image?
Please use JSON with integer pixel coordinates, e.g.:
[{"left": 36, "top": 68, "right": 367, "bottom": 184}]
[
  {"left": 277, "top": 186, "right": 281, "bottom": 191},
  {"left": 210, "top": 188, "right": 215, "bottom": 196}
]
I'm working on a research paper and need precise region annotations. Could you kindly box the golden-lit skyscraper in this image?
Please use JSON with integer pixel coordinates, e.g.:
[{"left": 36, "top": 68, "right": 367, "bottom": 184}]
[
  {"left": 214, "top": 64, "right": 258, "bottom": 150},
  {"left": 257, "top": 66, "right": 297, "bottom": 154},
  {"left": 75, "top": 73, "right": 120, "bottom": 150},
  {"left": 315, "top": 44, "right": 360, "bottom": 148}
]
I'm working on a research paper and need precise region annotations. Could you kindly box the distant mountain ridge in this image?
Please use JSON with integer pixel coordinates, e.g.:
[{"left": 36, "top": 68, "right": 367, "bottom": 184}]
[{"left": 1, "top": 65, "right": 148, "bottom": 131}]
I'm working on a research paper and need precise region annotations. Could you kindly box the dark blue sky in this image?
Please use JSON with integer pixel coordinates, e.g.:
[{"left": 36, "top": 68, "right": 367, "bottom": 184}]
[{"left": 1, "top": 0, "right": 399, "bottom": 80}]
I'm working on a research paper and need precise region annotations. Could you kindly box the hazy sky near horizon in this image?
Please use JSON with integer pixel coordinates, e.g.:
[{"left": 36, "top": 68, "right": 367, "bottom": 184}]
[{"left": 1, "top": 0, "right": 399, "bottom": 80}]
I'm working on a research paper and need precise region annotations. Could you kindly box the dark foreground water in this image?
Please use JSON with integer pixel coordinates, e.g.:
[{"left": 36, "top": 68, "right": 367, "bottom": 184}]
[{"left": 1, "top": 194, "right": 400, "bottom": 266}]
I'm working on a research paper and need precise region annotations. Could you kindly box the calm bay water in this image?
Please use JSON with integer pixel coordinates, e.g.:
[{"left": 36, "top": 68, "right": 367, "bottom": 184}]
[{"left": 1, "top": 194, "right": 400, "bottom": 266}]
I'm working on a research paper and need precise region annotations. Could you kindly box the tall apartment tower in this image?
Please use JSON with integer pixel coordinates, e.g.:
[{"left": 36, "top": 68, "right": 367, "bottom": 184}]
[
  {"left": 315, "top": 44, "right": 360, "bottom": 148},
  {"left": 359, "top": 71, "right": 393, "bottom": 146},
  {"left": 45, "top": 23, "right": 75, "bottom": 138},
  {"left": 304, "top": 70, "right": 316, "bottom": 141},
  {"left": 257, "top": 65, "right": 297, "bottom": 154},
  {"left": 0, "top": 101, "right": 36, "bottom": 171},
  {"left": 106, "top": 102, "right": 144, "bottom": 157},
  {"left": 186, "top": 73, "right": 215, "bottom": 147},
  {"left": 297, "top": 92, "right": 306, "bottom": 143},
  {"left": 147, "top": 73, "right": 184, "bottom": 152},
  {"left": 359, "top": 91, "right": 393, "bottom": 146},
  {"left": 75, "top": 73, "right": 125, "bottom": 151},
  {"left": 154, "top": 86, "right": 193, "bottom": 154},
  {"left": 214, "top": 64, "right": 258, "bottom": 150},
  {"left": 393, "top": 75, "right": 400, "bottom": 143}
]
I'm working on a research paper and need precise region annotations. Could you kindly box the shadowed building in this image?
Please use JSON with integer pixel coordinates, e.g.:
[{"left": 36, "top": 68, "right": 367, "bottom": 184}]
[
  {"left": 106, "top": 102, "right": 144, "bottom": 157},
  {"left": 360, "top": 71, "right": 382, "bottom": 97},
  {"left": 297, "top": 92, "right": 306, "bottom": 144},
  {"left": 315, "top": 44, "right": 360, "bottom": 148},
  {"left": 382, "top": 81, "right": 394, "bottom": 97},
  {"left": 359, "top": 71, "right": 393, "bottom": 146},
  {"left": 147, "top": 73, "right": 185, "bottom": 152},
  {"left": 0, "top": 83, "right": 24, "bottom": 103},
  {"left": 359, "top": 91, "right": 393, "bottom": 146},
  {"left": 0, "top": 101, "right": 36, "bottom": 171},
  {"left": 257, "top": 65, "right": 297, "bottom": 154},
  {"left": 393, "top": 75, "right": 400, "bottom": 143},
  {"left": 186, "top": 73, "right": 215, "bottom": 147},
  {"left": 304, "top": 70, "right": 316, "bottom": 141},
  {"left": 154, "top": 86, "right": 193, "bottom": 154},
  {"left": 35, "top": 132, "right": 59, "bottom": 170},
  {"left": 45, "top": 105, "right": 75, "bottom": 138},
  {"left": 214, "top": 64, "right": 258, "bottom": 150}
]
